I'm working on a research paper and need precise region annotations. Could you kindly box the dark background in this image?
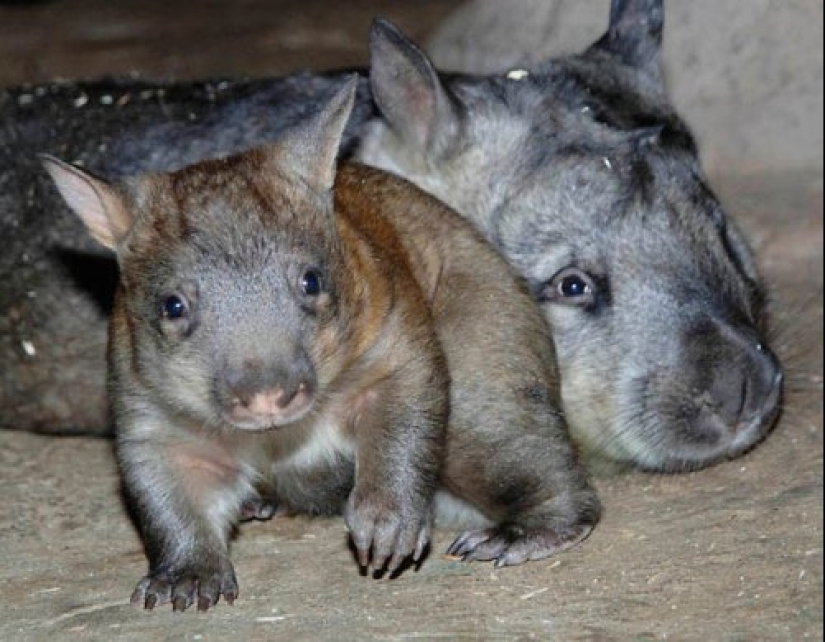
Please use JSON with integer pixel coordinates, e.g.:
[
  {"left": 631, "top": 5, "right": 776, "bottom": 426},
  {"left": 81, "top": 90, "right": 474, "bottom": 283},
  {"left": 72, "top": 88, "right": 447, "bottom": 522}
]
[{"left": 0, "top": 0, "right": 463, "bottom": 85}]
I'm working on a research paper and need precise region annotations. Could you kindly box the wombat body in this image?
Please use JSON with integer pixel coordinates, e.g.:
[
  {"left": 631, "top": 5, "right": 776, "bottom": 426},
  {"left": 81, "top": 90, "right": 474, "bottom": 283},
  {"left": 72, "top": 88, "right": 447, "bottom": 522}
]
[
  {"left": 44, "top": 82, "right": 599, "bottom": 610},
  {"left": 2, "top": 0, "right": 783, "bottom": 473}
]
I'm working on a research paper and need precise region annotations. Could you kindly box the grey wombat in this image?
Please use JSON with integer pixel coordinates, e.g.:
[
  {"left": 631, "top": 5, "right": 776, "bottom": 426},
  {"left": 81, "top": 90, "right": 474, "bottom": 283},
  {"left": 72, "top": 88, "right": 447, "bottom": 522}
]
[
  {"left": 360, "top": 3, "right": 785, "bottom": 473},
  {"left": 43, "top": 80, "right": 599, "bottom": 611}
]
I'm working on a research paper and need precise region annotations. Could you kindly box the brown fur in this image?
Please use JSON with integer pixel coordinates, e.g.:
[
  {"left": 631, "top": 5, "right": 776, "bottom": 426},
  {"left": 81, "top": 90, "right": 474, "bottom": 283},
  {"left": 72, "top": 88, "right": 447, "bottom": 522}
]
[{"left": 43, "top": 81, "right": 599, "bottom": 612}]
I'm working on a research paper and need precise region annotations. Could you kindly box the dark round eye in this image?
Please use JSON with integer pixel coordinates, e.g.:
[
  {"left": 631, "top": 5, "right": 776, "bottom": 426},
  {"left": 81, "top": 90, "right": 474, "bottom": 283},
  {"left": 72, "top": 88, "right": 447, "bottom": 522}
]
[
  {"left": 559, "top": 274, "right": 591, "bottom": 298},
  {"left": 546, "top": 268, "right": 598, "bottom": 306},
  {"left": 161, "top": 295, "right": 189, "bottom": 320},
  {"left": 301, "top": 270, "right": 323, "bottom": 297}
]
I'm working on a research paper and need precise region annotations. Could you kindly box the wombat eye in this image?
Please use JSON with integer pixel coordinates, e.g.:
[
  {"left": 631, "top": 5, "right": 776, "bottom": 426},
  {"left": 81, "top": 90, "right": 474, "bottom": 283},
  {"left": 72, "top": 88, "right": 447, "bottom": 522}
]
[
  {"left": 545, "top": 268, "right": 597, "bottom": 306},
  {"left": 160, "top": 295, "right": 189, "bottom": 320},
  {"left": 560, "top": 274, "right": 591, "bottom": 298},
  {"left": 301, "top": 270, "right": 323, "bottom": 297}
]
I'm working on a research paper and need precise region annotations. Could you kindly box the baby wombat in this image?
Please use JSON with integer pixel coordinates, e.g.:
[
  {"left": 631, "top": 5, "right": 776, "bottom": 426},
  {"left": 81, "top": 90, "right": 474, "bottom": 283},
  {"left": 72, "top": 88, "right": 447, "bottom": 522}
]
[{"left": 42, "top": 80, "right": 599, "bottom": 611}]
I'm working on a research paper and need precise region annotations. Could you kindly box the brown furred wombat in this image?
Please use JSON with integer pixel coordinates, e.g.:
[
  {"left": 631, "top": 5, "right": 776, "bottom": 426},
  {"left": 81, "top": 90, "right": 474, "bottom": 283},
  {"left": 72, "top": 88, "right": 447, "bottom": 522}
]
[{"left": 42, "top": 79, "right": 599, "bottom": 612}]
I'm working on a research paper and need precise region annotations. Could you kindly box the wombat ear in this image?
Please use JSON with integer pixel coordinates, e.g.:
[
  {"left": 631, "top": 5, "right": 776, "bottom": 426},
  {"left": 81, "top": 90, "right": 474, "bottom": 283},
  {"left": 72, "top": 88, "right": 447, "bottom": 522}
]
[
  {"left": 274, "top": 77, "right": 356, "bottom": 193},
  {"left": 40, "top": 155, "right": 132, "bottom": 250},
  {"left": 588, "top": 0, "right": 664, "bottom": 84},
  {"left": 369, "top": 18, "right": 461, "bottom": 157}
]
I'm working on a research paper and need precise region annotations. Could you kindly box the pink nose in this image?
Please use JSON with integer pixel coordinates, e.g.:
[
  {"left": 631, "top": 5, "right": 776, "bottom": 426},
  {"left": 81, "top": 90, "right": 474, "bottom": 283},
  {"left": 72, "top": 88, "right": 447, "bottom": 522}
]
[
  {"left": 227, "top": 382, "right": 313, "bottom": 427},
  {"left": 245, "top": 388, "right": 288, "bottom": 416}
]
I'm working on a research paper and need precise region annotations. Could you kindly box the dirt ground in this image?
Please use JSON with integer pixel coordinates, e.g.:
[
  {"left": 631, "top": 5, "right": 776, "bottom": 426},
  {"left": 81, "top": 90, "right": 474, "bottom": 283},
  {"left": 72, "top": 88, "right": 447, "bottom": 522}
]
[{"left": 0, "top": 1, "right": 822, "bottom": 640}]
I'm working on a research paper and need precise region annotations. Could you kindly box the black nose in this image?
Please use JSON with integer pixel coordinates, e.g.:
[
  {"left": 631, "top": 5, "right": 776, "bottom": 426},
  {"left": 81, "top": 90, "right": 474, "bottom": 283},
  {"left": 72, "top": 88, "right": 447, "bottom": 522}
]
[{"left": 705, "top": 333, "right": 784, "bottom": 431}]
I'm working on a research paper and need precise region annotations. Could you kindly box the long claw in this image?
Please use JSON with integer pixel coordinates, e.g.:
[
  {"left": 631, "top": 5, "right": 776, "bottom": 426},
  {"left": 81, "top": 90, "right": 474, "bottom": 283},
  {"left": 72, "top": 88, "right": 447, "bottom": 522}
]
[
  {"left": 172, "top": 595, "right": 188, "bottom": 612},
  {"left": 357, "top": 546, "right": 371, "bottom": 569}
]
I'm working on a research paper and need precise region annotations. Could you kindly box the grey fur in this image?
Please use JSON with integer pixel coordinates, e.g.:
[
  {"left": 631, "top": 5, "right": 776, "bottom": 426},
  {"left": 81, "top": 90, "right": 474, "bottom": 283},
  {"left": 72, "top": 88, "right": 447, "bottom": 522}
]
[
  {"left": 360, "top": 7, "right": 783, "bottom": 473},
  {"left": 2, "top": 0, "right": 782, "bottom": 473}
]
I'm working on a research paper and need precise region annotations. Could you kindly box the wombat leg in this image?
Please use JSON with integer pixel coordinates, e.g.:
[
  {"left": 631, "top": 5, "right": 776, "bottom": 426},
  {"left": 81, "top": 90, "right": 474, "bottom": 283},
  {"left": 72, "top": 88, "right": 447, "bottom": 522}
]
[
  {"left": 120, "top": 435, "right": 251, "bottom": 611},
  {"left": 443, "top": 434, "right": 601, "bottom": 567},
  {"left": 344, "top": 372, "right": 446, "bottom": 575}
]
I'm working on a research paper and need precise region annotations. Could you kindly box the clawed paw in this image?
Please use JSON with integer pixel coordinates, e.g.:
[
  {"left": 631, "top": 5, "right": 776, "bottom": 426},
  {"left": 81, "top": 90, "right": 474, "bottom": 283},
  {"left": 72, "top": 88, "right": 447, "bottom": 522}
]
[
  {"left": 446, "top": 523, "right": 593, "bottom": 567},
  {"left": 344, "top": 492, "right": 431, "bottom": 575},
  {"left": 131, "top": 562, "right": 238, "bottom": 612}
]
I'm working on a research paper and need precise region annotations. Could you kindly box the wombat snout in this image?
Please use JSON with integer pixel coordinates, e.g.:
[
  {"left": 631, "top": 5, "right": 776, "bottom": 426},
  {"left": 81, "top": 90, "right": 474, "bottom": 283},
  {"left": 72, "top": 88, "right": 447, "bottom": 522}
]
[
  {"left": 683, "top": 320, "right": 784, "bottom": 454},
  {"left": 611, "top": 316, "right": 785, "bottom": 472},
  {"left": 699, "top": 328, "right": 784, "bottom": 441},
  {"left": 215, "top": 354, "right": 316, "bottom": 428}
]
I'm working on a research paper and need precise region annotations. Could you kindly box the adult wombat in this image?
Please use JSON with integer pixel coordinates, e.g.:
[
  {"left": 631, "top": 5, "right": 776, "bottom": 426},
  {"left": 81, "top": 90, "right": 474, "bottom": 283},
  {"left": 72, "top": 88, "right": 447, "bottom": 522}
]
[
  {"left": 43, "top": 81, "right": 599, "bottom": 611},
  {"left": 359, "top": 3, "right": 784, "bottom": 473},
  {"left": 1, "top": 0, "right": 783, "bottom": 474}
]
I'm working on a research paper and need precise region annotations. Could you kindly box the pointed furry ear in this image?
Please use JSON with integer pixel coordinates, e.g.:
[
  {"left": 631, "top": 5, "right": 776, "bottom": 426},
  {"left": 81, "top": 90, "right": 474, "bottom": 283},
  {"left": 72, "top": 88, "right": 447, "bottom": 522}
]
[
  {"left": 40, "top": 155, "right": 132, "bottom": 250},
  {"left": 590, "top": 0, "right": 664, "bottom": 82},
  {"left": 369, "top": 18, "right": 461, "bottom": 157},
  {"left": 275, "top": 77, "right": 357, "bottom": 192}
]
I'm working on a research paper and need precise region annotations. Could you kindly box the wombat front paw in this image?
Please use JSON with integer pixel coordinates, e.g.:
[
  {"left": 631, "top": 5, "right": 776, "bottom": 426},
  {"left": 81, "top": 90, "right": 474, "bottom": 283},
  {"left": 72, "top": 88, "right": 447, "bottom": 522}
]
[
  {"left": 446, "top": 523, "right": 594, "bottom": 567},
  {"left": 130, "top": 560, "right": 238, "bottom": 611},
  {"left": 344, "top": 492, "right": 431, "bottom": 574}
]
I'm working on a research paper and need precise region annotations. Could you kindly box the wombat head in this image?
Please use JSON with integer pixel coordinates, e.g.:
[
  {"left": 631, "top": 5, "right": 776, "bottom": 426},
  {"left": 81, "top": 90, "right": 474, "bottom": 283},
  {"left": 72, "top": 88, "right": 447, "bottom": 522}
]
[
  {"left": 362, "top": 3, "right": 784, "bottom": 473},
  {"left": 43, "top": 80, "right": 358, "bottom": 432}
]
